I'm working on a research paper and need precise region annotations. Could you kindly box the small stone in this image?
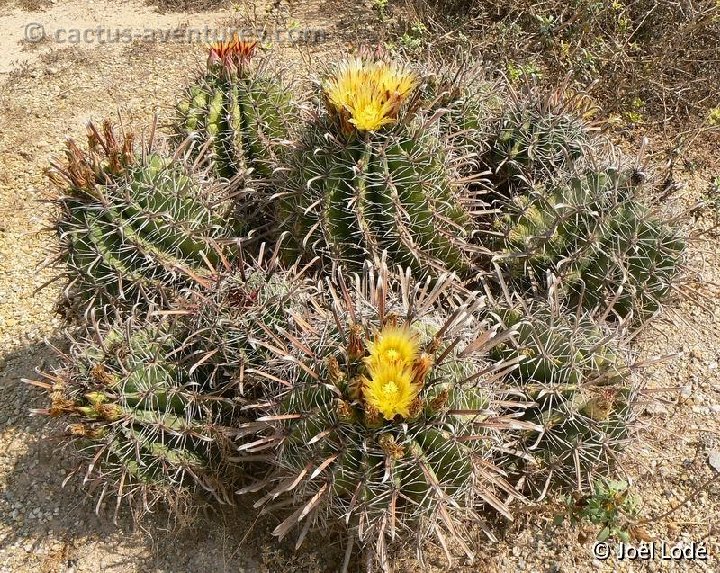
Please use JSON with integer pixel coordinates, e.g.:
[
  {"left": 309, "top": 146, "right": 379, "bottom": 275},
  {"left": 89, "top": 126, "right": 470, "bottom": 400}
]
[
  {"left": 709, "top": 450, "right": 720, "bottom": 472},
  {"left": 644, "top": 402, "right": 668, "bottom": 415}
]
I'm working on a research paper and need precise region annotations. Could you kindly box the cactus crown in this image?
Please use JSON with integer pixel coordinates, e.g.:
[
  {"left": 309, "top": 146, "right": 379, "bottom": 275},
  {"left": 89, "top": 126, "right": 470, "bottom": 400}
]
[
  {"left": 206, "top": 35, "right": 258, "bottom": 78},
  {"left": 322, "top": 55, "right": 417, "bottom": 134},
  {"left": 50, "top": 120, "right": 239, "bottom": 320},
  {"left": 236, "top": 262, "right": 539, "bottom": 569}
]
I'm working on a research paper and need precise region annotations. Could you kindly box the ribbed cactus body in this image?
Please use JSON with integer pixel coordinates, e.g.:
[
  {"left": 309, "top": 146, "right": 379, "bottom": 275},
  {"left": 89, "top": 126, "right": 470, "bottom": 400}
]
[
  {"left": 234, "top": 264, "right": 530, "bottom": 569},
  {"left": 280, "top": 126, "right": 475, "bottom": 278},
  {"left": 491, "top": 304, "right": 632, "bottom": 490},
  {"left": 575, "top": 202, "right": 685, "bottom": 319},
  {"left": 53, "top": 124, "right": 238, "bottom": 318},
  {"left": 486, "top": 100, "right": 592, "bottom": 190},
  {"left": 176, "top": 62, "right": 291, "bottom": 180},
  {"left": 494, "top": 169, "right": 684, "bottom": 320},
  {"left": 276, "top": 360, "right": 489, "bottom": 516},
  {"left": 45, "top": 319, "right": 238, "bottom": 509}
]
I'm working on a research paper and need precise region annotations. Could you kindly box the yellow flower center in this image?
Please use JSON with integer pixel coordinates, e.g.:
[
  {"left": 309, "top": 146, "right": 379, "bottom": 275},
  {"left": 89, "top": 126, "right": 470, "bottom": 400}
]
[
  {"left": 384, "top": 349, "right": 400, "bottom": 362},
  {"left": 363, "top": 362, "right": 419, "bottom": 420},
  {"left": 382, "top": 380, "right": 399, "bottom": 395}
]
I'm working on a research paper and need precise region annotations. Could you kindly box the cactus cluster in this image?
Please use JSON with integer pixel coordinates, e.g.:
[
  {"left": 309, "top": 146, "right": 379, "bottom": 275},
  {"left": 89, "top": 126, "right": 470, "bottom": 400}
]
[
  {"left": 50, "top": 121, "right": 239, "bottom": 319},
  {"left": 35, "top": 46, "right": 688, "bottom": 571}
]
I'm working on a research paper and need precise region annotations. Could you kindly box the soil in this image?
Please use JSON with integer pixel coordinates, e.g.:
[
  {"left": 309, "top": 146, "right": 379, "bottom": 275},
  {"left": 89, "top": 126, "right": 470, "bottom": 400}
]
[{"left": 0, "top": 1, "right": 717, "bottom": 572}]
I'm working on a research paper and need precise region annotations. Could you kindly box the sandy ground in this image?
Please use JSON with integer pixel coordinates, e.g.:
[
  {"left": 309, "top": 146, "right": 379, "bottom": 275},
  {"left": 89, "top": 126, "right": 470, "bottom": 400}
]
[{"left": 0, "top": 0, "right": 717, "bottom": 571}]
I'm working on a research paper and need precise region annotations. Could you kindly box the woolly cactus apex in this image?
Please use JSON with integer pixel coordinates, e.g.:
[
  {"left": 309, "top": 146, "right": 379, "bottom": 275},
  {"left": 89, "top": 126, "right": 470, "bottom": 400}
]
[
  {"left": 236, "top": 262, "right": 537, "bottom": 571},
  {"left": 175, "top": 38, "right": 293, "bottom": 181},
  {"left": 490, "top": 168, "right": 685, "bottom": 321},
  {"left": 278, "top": 55, "right": 480, "bottom": 281},
  {"left": 489, "top": 301, "right": 634, "bottom": 493},
  {"left": 34, "top": 315, "right": 241, "bottom": 517},
  {"left": 50, "top": 120, "right": 240, "bottom": 321}
]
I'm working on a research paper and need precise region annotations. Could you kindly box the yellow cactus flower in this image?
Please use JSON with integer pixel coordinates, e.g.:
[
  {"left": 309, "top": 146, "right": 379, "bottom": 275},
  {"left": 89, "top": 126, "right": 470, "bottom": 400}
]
[
  {"left": 362, "top": 361, "right": 421, "bottom": 420},
  {"left": 365, "top": 325, "right": 419, "bottom": 372},
  {"left": 323, "top": 57, "right": 417, "bottom": 133}
]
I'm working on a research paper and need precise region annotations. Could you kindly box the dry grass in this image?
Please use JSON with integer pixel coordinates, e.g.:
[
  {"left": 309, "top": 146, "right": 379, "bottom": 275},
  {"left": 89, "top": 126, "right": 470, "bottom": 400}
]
[{"left": 383, "top": 0, "right": 720, "bottom": 131}]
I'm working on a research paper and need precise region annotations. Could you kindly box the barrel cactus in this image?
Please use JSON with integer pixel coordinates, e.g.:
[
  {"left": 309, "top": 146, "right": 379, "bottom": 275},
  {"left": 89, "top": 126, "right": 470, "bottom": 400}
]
[
  {"left": 484, "top": 89, "right": 596, "bottom": 191},
  {"left": 236, "top": 262, "right": 538, "bottom": 570},
  {"left": 185, "top": 246, "right": 314, "bottom": 394},
  {"left": 490, "top": 168, "right": 685, "bottom": 320},
  {"left": 490, "top": 302, "right": 634, "bottom": 492},
  {"left": 175, "top": 37, "right": 293, "bottom": 181},
  {"left": 36, "top": 315, "right": 240, "bottom": 514},
  {"left": 49, "top": 120, "right": 239, "bottom": 320},
  {"left": 277, "top": 54, "right": 477, "bottom": 280}
]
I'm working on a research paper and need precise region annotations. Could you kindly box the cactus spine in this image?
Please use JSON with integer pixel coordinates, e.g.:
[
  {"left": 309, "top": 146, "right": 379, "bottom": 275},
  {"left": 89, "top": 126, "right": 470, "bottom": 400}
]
[
  {"left": 175, "top": 37, "right": 292, "bottom": 180},
  {"left": 186, "top": 246, "right": 313, "bottom": 394}
]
